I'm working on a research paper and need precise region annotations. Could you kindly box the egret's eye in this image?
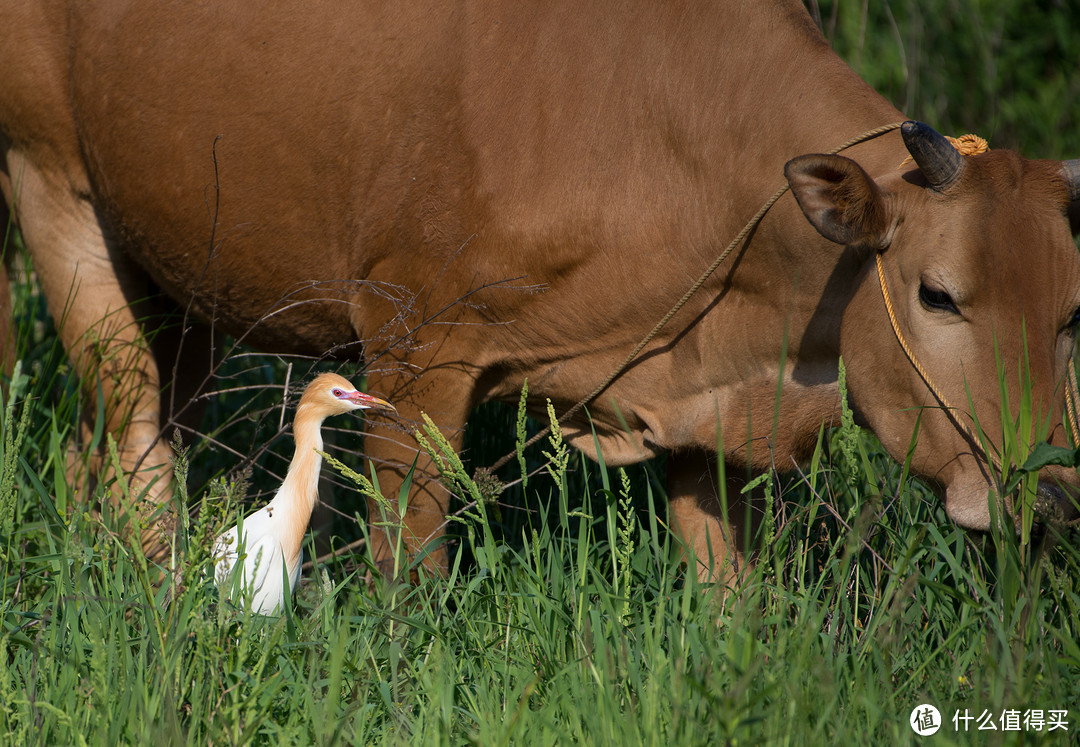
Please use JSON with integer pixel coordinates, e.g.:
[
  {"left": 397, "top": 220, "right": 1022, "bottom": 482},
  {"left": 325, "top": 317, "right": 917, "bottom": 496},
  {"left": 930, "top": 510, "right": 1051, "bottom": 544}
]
[
  {"left": 332, "top": 388, "right": 344, "bottom": 398},
  {"left": 918, "top": 282, "right": 959, "bottom": 314}
]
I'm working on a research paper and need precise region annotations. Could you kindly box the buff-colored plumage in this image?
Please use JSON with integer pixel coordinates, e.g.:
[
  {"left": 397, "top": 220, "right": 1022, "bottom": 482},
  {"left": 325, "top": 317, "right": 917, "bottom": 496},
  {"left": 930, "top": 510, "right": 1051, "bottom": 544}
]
[{"left": 213, "top": 373, "right": 395, "bottom": 615}]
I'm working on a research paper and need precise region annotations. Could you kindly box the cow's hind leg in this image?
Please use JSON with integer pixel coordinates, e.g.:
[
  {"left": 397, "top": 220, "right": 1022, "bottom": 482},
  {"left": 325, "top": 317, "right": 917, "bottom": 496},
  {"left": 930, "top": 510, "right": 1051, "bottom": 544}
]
[
  {"left": 8, "top": 155, "right": 179, "bottom": 561},
  {"left": 667, "top": 449, "right": 764, "bottom": 592}
]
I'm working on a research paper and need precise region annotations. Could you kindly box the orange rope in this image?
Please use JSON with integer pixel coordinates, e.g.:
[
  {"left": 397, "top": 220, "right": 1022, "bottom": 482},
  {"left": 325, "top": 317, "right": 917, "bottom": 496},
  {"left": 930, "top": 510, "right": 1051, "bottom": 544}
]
[
  {"left": 873, "top": 252, "right": 1002, "bottom": 473},
  {"left": 948, "top": 133, "right": 990, "bottom": 156},
  {"left": 1067, "top": 362, "right": 1080, "bottom": 447}
]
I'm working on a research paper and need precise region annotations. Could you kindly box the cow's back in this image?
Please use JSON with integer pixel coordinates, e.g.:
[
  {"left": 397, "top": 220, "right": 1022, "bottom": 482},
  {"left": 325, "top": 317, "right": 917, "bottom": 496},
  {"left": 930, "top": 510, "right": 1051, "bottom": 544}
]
[{"left": 3, "top": 1, "right": 895, "bottom": 354}]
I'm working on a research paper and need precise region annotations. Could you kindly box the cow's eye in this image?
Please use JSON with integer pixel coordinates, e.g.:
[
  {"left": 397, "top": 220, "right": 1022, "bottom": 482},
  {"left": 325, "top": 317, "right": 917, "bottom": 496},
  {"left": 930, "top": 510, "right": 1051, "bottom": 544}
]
[
  {"left": 918, "top": 282, "right": 958, "bottom": 314},
  {"left": 1066, "top": 307, "right": 1080, "bottom": 335}
]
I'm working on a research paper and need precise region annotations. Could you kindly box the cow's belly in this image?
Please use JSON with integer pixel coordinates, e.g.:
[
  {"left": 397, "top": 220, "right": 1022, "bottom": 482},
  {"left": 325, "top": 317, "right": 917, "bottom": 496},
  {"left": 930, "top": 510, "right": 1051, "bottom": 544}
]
[{"left": 130, "top": 240, "right": 362, "bottom": 356}]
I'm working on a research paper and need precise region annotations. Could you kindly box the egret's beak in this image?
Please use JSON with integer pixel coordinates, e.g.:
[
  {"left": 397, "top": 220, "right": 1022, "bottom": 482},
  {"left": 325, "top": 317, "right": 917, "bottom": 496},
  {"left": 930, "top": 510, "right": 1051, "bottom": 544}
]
[{"left": 350, "top": 391, "right": 397, "bottom": 414}]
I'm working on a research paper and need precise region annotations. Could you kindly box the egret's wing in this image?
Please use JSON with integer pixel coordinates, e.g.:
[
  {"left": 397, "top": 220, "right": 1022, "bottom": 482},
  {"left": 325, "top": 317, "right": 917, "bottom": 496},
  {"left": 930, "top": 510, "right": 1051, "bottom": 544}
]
[
  {"left": 213, "top": 507, "right": 290, "bottom": 615},
  {"left": 242, "top": 534, "right": 288, "bottom": 615},
  {"left": 242, "top": 533, "right": 281, "bottom": 588}
]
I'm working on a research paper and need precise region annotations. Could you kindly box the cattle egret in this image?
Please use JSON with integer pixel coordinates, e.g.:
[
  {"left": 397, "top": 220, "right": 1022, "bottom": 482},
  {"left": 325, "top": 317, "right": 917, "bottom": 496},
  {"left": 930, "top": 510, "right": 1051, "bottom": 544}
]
[{"left": 213, "top": 373, "right": 396, "bottom": 615}]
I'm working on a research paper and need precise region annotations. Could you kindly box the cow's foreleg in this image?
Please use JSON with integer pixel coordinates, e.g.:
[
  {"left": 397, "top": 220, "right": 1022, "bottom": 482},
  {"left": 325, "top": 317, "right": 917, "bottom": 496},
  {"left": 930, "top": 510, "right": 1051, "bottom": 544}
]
[
  {"left": 9, "top": 156, "right": 178, "bottom": 561},
  {"left": 0, "top": 199, "right": 16, "bottom": 376},
  {"left": 667, "top": 449, "right": 764, "bottom": 591},
  {"left": 362, "top": 363, "right": 475, "bottom": 578}
]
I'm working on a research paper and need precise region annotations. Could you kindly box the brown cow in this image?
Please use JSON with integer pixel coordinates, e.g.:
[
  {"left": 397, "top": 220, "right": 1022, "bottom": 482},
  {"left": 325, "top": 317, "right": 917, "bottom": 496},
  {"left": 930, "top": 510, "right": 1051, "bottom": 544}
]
[{"left": 0, "top": 2, "right": 1078, "bottom": 581}]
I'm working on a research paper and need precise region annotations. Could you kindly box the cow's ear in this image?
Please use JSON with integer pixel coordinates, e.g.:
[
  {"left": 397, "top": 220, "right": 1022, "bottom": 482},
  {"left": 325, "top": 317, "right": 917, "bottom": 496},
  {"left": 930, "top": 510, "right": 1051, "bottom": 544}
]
[{"left": 785, "top": 154, "right": 892, "bottom": 249}]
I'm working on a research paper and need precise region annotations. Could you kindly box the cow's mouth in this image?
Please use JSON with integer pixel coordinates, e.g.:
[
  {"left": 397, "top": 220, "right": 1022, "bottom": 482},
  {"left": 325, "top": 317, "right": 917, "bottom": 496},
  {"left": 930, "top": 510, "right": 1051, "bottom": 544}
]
[
  {"left": 945, "top": 475, "right": 1080, "bottom": 530},
  {"left": 1032, "top": 481, "right": 1080, "bottom": 526}
]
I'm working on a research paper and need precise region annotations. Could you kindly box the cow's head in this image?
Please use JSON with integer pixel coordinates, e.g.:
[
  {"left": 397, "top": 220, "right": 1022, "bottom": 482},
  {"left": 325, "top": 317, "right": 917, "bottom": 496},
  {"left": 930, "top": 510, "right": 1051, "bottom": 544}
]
[{"left": 786, "top": 121, "right": 1080, "bottom": 529}]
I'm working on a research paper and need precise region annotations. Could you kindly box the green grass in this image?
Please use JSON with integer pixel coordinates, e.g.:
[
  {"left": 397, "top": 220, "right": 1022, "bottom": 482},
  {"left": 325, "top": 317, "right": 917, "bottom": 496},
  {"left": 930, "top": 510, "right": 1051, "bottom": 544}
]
[
  {"left": 1, "top": 335, "right": 1078, "bottom": 744},
  {"left": 3, "top": 1, "right": 1080, "bottom": 744}
]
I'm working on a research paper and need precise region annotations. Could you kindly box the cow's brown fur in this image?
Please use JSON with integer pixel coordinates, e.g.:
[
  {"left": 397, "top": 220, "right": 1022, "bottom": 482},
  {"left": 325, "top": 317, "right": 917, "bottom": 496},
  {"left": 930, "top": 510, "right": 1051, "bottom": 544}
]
[{"left": 1, "top": 1, "right": 1077, "bottom": 580}]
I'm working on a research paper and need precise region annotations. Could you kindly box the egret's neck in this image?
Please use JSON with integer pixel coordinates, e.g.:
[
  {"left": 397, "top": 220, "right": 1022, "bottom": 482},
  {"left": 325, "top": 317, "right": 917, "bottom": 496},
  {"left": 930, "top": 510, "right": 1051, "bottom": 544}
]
[{"left": 275, "top": 405, "right": 327, "bottom": 519}]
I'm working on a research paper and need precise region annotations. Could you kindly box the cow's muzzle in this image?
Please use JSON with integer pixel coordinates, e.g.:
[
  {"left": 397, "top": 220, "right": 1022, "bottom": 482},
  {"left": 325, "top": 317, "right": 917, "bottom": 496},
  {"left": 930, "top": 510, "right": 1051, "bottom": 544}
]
[{"left": 1033, "top": 481, "right": 1080, "bottom": 526}]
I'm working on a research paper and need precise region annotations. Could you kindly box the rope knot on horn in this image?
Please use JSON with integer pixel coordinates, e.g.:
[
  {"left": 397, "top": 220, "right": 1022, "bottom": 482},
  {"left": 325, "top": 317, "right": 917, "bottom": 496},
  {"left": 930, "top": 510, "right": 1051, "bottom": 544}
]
[
  {"left": 900, "top": 132, "right": 989, "bottom": 168},
  {"left": 947, "top": 133, "right": 990, "bottom": 156}
]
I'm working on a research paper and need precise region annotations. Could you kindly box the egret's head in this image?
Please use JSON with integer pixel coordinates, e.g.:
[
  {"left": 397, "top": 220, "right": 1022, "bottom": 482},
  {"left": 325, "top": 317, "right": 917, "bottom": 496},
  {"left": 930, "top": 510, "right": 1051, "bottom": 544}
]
[{"left": 300, "top": 372, "right": 397, "bottom": 418}]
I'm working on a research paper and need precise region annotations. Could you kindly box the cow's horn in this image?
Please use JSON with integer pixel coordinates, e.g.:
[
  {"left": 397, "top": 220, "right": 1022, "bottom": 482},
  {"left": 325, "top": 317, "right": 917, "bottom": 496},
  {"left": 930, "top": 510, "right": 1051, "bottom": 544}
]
[
  {"left": 1064, "top": 159, "right": 1080, "bottom": 201},
  {"left": 901, "top": 120, "right": 965, "bottom": 191}
]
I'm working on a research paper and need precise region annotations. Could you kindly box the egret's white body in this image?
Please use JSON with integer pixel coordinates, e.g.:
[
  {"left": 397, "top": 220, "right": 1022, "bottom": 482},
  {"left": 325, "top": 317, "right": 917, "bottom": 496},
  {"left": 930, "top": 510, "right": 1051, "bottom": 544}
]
[{"left": 213, "top": 373, "right": 395, "bottom": 615}]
